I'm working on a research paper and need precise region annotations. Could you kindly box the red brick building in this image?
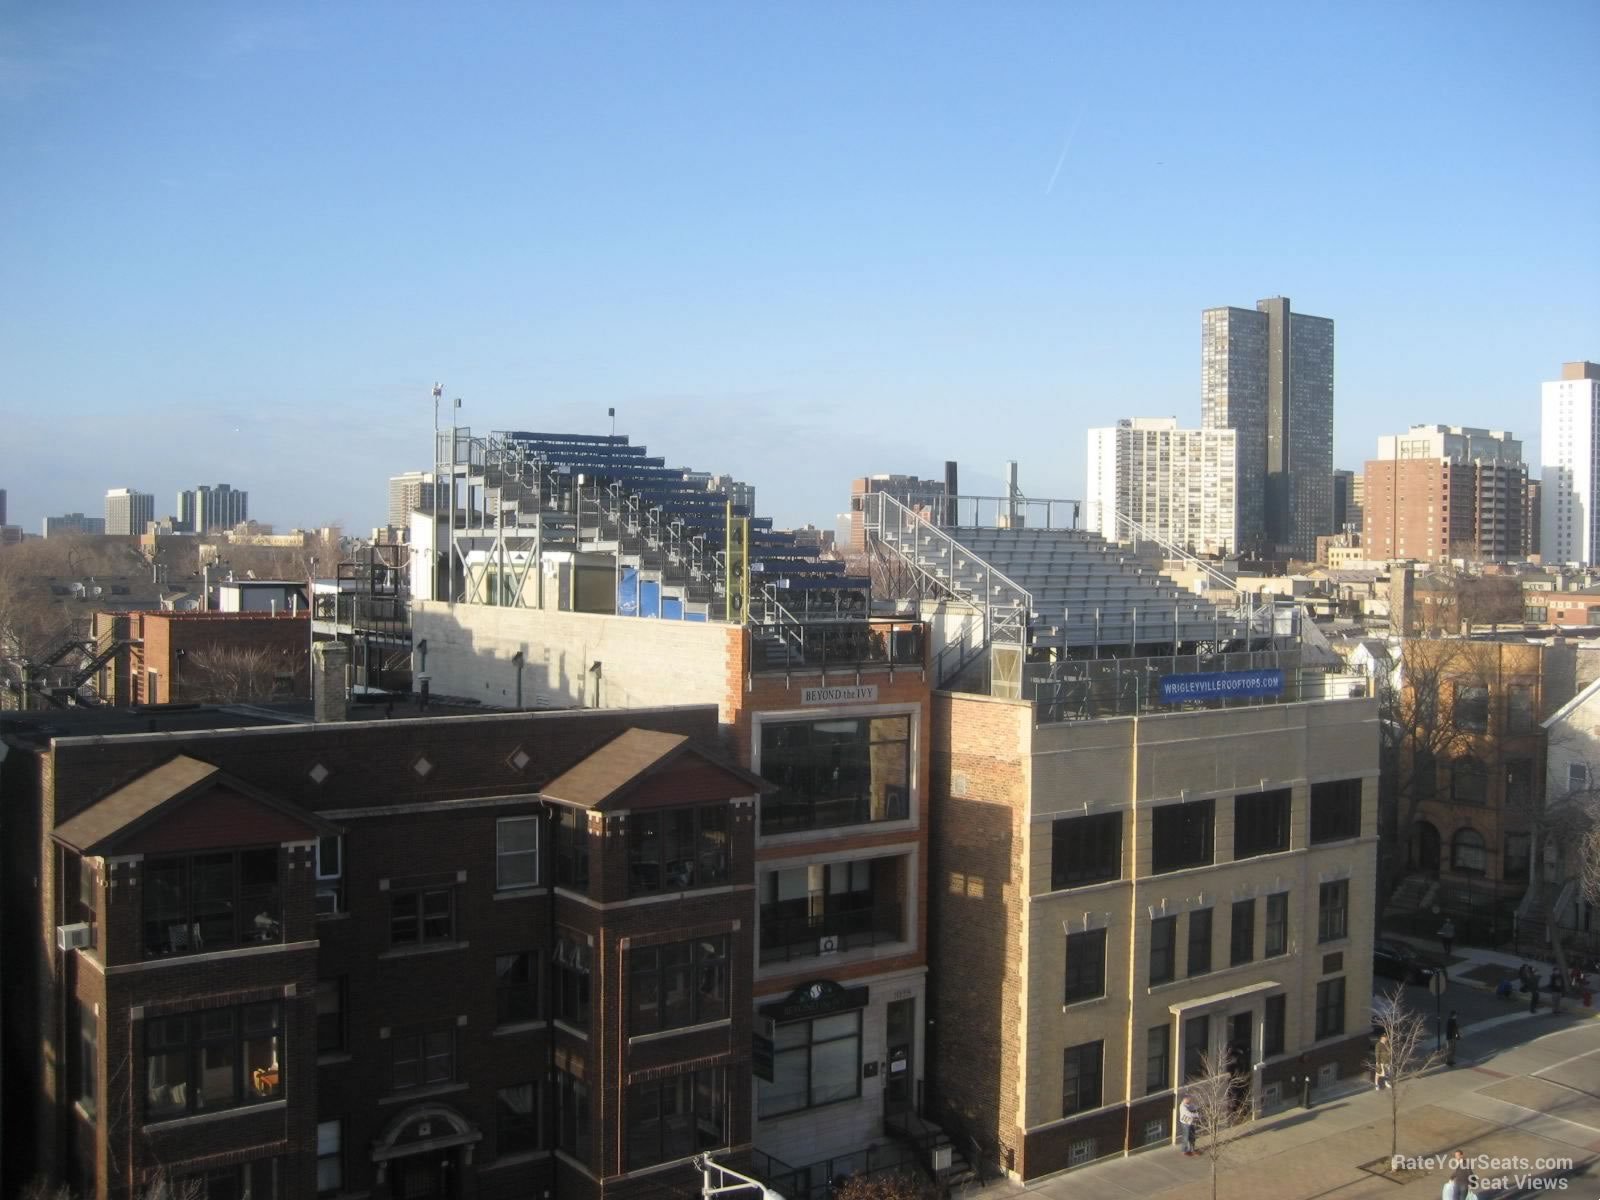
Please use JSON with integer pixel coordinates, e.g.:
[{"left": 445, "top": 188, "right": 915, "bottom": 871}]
[
  {"left": 91, "top": 610, "right": 310, "bottom": 705},
  {"left": 2, "top": 701, "right": 773, "bottom": 1200}
]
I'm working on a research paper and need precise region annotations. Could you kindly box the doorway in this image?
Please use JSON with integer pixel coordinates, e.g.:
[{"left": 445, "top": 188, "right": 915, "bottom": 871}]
[
  {"left": 1413, "top": 821, "right": 1441, "bottom": 876},
  {"left": 884, "top": 998, "right": 915, "bottom": 1118},
  {"left": 391, "top": 1148, "right": 458, "bottom": 1200}
]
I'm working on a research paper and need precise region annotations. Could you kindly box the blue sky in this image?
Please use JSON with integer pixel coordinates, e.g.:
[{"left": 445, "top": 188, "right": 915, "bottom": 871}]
[{"left": 3, "top": 2, "right": 1597, "bottom": 534}]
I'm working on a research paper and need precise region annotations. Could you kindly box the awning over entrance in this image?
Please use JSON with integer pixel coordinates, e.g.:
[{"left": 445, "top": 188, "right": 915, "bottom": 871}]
[{"left": 1167, "top": 979, "right": 1282, "bottom": 1015}]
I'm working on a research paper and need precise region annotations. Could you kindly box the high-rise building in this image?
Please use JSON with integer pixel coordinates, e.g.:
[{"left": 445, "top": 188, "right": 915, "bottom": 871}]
[
  {"left": 42, "top": 512, "right": 107, "bottom": 538},
  {"left": 0, "top": 487, "right": 7, "bottom": 526},
  {"left": 1201, "top": 297, "right": 1334, "bottom": 559},
  {"left": 177, "top": 483, "right": 249, "bottom": 533},
  {"left": 104, "top": 488, "right": 154, "bottom": 536},
  {"left": 1540, "top": 362, "right": 1600, "bottom": 565},
  {"left": 1086, "top": 418, "right": 1237, "bottom": 555},
  {"left": 707, "top": 472, "right": 755, "bottom": 514},
  {"left": 1332, "top": 469, "right": 1364, "bottom": 536},
  {"left": 387, "top": 471, "right": 436, "bottom": 527},
  {"left": 1362, "top": 425, "right": 1527, "bottom": 563}
]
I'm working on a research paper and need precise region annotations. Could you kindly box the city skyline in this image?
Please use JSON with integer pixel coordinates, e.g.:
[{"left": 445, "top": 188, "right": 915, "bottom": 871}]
[{"left": 2, "top": 4, "right": 1596, "bottom": 534}]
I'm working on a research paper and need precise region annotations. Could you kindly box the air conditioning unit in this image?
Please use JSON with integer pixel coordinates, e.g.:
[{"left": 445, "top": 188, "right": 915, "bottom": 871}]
[
  {"left": 931, "top": 1146, "right": 953, "bottom": 1171},
  {"left": 315, "top": 886, "right": 342, "bottom": 917},
  {"left": 818, "top": 934, "right": 840, "bottom": 955},
  {"left": 56, "top": 923, "right": 91, "bottom": 952}
]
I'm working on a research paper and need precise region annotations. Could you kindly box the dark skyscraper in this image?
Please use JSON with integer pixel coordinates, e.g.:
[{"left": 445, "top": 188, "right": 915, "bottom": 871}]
[{"left": 1201, "top": 297, "right": 1335, "bottom": 560}]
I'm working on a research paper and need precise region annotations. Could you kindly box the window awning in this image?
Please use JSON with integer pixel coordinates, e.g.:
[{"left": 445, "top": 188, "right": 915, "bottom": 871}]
[{"left": 1167, "top": 979, "right": 1282, "bottom": 1015}]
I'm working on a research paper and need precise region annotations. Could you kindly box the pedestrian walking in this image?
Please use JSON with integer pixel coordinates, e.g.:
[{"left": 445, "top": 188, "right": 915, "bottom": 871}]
[
  {"left": 1548, "top": 968, "right": 1566, "bottom": 1014},
  {"left": 1374, "top": 1034, "right": 1392, "bottom": 1090},
  {"left": 1445, "top": 1010, "right": 1461, "bottom": 1066},
  {"left": 1178, "top": 1095, "right": 1200, "bottom": 1155},
  {"left": 1437, "top": 917, "right": 1456, "bottom": 957}
]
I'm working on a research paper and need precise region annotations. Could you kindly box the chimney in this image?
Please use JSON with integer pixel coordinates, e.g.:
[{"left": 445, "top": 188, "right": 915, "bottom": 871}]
[
  {"left": 944, "top": 461, "right": 959, "bottom": 526},
  {"left": 312, "top": 641, "right": 350, "bottom": 722}
]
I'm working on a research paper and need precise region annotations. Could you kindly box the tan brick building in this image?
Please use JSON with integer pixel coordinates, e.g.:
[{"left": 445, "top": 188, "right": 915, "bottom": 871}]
[{"left": 929, "top": 690, "right": 1379, "bottom": 1179}]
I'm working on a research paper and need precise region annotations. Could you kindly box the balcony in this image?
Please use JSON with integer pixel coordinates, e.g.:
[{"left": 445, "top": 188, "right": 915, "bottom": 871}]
[
  {"left": 759, "top": 902, "right": 905, "bottom": 965},
  {"left": 759, "top": 856, "right": 907, "bottom": 964}
]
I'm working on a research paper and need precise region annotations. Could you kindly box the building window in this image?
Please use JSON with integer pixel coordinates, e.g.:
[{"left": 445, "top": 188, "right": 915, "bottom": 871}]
[
  {"left": 1310, "top": 778, "right": 1362, "bottom": 842},
  {"left": 315, "top": 835, "right": 343, "bottom": 916},
  {"left": 628, "top": 935, "right": 730, "bottom": 1034},
  {"left": 315, "top": 979, "right": 344, "bottom": 1054},
  {"left": 626, "top": 1068, "right": 727, "bottom": 1169},
  {"left": 1451, "top": 828, "right": 1487, "bottom": 875},
  {"left": 497, "top": 952, "right": 540, "bottom": 1025},
  {"left": 76, "top": 1002, "right": 97, "bottom": 1121},
  {"left": 1050, "top": 812, "right": 1122, "bottom": 889},
  {"left": 1451, "top": 757, "right": 1488, "bottom": 805},
  {"left": 1505, "top": 759, "right": 1534, "bottom": 807},
  {"left": 553, "top": 935, "right": 592, "bottom": 1030},
  {"left": 1183, "top": 1014, "right": 1210, "bottom": 1080},
  {"left": 1149, "top": 914, "right": 1178, "bottom": 985},
  {"left": 758, "top": 716, "right": 912, "bottom": 833},
  {"left": 145, "top": 1003, "right": 283, "bottom": 1120},
  {"left": 317, "top": 1120, "right": 342, "bottom": 1195},
  {"left": 1264, "top": 893, "right": 1289, "bottom": 958},
  {"left": 178, "top": 1160, "right": 280, "bottom": 1199},
  {"left": 1187, "top": 908, "right": 1213, "bottom": 977},
  {"left": 1230, "top": 899, "right": 1255, "bottom": 966},
  {"left": 1504, "top": 833, "right": 1532, "bottom": 883},
  {"left": 496, "top": 816, "right": 541, "bottom": 890},
  {"left": 1263, "top": 993, "right": 1286, "bottom": 1058},
  {"left": 497, "top": 1083, "right": 541, "bottom": 1157},
  {"left": 1151, "top": 799, "right": 1214, "bottom": 874},
  {"left": 1507, "top": 684, "right": 1536, "bottom": 732},
  {"left": 758, "top": 1012, "right": 862, "bottom": 1117},
  {"left": 1318, "top": 880, "right": 1349, "bottom": 943},
  {"left": 1145, "top": 1025, "right": 1170, "bottom": 1095},
  {"left": 1315, "top": 977, "right": 1346, "bottom": 1040},
  {"left": 1064, "top": 928, "right": 1107, "bottom": 1004},
  {"left": 554, "top": 808, "right": 590, "bottom": 891},
  {"left": 629, "top": 805, "right": 730, "bottom": 895},
  {"left": 1061, "top": 1041, "right": 1104, "bottom": 1117},
  {"left": 141, "top": 848, "right": 281, "bottom": 958},
  {"left": 1233, "top": 788, "right": 1290, "bottom": 859},
  {"left": 390, "top": 885, "right": 455, "bottom": 947},
  {"left": 760, "top": 858, "right": 902, "bottom": 964},
  {"left": 556, "top": 1067, "right": 590, "bottom": 1163},
  {"left": 1453, "top": 684, "right": 1489, "bottom": 732},
  {"left": 391, "top": 1028, "right": 453, "bottom": 1092}
]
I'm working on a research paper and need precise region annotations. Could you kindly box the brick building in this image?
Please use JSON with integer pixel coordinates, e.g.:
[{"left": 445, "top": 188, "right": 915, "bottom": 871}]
[
  {"left": 1362, "top": 426, "right": 1529, "bottom": 564},
  {"left": 91, "top": 610, "right": 311, "bottom": 706},
  {"left": 927, "top": 688, "right": 1379, "bottom": 1178},
  {"left": 2, "top": 700, "right": 776, "bottom": 1200}
]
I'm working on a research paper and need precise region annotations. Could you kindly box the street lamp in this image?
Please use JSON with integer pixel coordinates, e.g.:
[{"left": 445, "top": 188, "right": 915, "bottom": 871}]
[{"left": 692, "top": 1154, "right": 786, "bottom": 1200}]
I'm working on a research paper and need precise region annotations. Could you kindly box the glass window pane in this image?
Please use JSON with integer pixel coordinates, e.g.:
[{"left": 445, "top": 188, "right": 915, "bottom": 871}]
[{"left": 810, "top": 1035, "right": 859, "bottom": 1105}]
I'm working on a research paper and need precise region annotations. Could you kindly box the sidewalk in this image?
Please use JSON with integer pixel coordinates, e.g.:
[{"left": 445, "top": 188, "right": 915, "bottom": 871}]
[
  {"left": 970, "top": 1018, "right": 1600, "bottom": 1200},
  {"left": 1387, "top": 931, "right": 1595, "bottom": 1000}
]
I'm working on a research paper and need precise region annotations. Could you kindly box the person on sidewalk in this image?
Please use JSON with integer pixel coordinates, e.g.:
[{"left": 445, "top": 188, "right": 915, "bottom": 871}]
[
  {"left": 1178, "top": 1095, "right": 1200, "bottom": 1155},
  {"left": 1438, "top": 917, "right": 1456, "bottom": 957},
  {"left": 1529, "top": 971, "right": 1541, "bottom": 1013},
  {"left": 1374, "top": 1034, "right": 1392, "bottom": 1090},
  {"left": 1548, "top": 968, "right": 1566, "bottom": 1014},
  {"left": 1445, "top": 1011, "right": 1461, "bottom": 1066}
]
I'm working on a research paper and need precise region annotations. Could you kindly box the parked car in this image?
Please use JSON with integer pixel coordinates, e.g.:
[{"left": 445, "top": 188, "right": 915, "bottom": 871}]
[{"left": 1373, "top": 938, "right": 1437, "bottom": 985}]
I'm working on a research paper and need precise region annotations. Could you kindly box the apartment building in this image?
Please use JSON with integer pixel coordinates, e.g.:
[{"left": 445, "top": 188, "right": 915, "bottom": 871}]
[
  {"left": 89, "top": 609, "right": 310, "bottom": 705},
  {"left": 1363, "top": 426, "right": 1528, "bottom": 563},
  {"left": 1086, "top": 418, "right": 1237, "bottom": 555},
  {"left": 1540, "top": 361, "right": 1600, "bottom": 566},
  {"left": 105, "top": 488, "right": 155, "bottom": 537},
  {"left": 929, "top": 689, "right": 1378, "bottom": 1179},
  {"left": 2, "top": 697, "right": 771, "bottom": 1200}
]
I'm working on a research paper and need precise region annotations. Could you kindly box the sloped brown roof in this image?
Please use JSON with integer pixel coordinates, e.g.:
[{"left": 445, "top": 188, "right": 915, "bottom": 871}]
[
  {"left": 542, "top": 727, "right": 771, "bottom": 811},
  {"left": 52, "top": 753, "right": 337, "bottom": 855}
]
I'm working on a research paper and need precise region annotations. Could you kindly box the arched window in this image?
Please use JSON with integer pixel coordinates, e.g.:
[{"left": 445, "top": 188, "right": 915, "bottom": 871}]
[
  {"left": 1450, "top": 756, "right": 1487, "bottom": 805},
  {"left": 1451, "top": 828, "right": 1487, "bottom": 876}
]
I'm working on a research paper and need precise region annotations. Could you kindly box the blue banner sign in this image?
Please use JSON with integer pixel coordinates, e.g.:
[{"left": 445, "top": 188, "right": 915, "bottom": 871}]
[{"left": 1159, "top": 669, "right": 1285, "bottom": 704}]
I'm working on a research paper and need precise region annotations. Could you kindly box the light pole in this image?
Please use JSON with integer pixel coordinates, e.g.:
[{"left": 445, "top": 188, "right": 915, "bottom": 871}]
[
  {"left": 307, "top": 557, "right": 318, "bottom": 715},
  {"left": 692, "top": 1154, "right": 786, "bottom": 1200}
]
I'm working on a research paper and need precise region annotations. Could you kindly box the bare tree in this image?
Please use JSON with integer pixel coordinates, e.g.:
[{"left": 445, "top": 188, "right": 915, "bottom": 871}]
[
  {"left": 182, "top": 643, "right": 304, "bottom": 704},
  {"left": 834, "top": 1171, "right": 936, "bottom": 1200},
  {"left": 1186, "top": 1049, "right": 1248, "bottom": 1200},
  {"left": 1367, "top": 986, "right": 1445, "bottom": 1166}
]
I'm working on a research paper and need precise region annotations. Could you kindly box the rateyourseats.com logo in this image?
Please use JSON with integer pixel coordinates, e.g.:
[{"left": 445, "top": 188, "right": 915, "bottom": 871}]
[{"left": 1393, "top": 1153, "right": 1577, "bottom": 1191}]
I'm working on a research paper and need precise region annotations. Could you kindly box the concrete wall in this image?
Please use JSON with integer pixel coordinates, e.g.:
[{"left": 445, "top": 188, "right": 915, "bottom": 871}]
[{"left": 414, "top": 601, "right": 741, "bottom": 716}]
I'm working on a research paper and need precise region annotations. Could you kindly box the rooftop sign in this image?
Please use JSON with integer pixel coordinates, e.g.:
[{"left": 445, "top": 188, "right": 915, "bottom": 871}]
[{"left": 1159, "top": 669, "right": 1284, "bottom": 704}]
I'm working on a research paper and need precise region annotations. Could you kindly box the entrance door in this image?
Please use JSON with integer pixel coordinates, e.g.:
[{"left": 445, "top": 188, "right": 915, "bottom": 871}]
[
  {"left": 884, "top": 998, "right": 915, "bottom": 1118},
  {"left": 392, "top": 1149, "right": 457, "bottom": 1200},
  {"left": 1226, "top": 1011, "right": 1253, "bottom": 1117},
  {"left": 1413, "top": 821, "right": 1441, "bottom": 876}
]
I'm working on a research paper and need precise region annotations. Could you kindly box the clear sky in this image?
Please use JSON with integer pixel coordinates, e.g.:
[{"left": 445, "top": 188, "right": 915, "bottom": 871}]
[{"left": 3, "top": 2, "right": 1597, "bottom": 534}]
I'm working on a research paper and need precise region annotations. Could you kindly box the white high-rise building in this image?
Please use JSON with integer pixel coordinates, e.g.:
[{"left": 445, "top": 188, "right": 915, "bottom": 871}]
[
  {"left": 1541, "top": 362, "right": 1600, "bottom": 565},
  {"left": 1086, "top": 418, "right": 1238, "bottom": 555},
  {"left": 104, "top": 488, "right": 154, "bottom": 537}
]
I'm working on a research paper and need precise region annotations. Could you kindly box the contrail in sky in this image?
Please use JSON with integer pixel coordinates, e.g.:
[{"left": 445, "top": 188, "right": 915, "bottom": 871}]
[{"left": 1045, "top": 108, "right": 1085, "bottom": 196}]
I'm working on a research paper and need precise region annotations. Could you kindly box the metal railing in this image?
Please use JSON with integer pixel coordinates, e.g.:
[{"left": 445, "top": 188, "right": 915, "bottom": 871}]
[
  {"left": 751, "top": 1142, "right": 924, "bottom": 1200},
  {"left": 758, "top": 903, "right": 904, "bottom": 965},
  {"left": 760, "top": 786, "right": 912, "bottom": 836},
  {"left": 751, "top": 619, "right": 925, "bottom": 674}
]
